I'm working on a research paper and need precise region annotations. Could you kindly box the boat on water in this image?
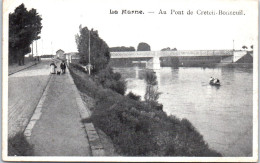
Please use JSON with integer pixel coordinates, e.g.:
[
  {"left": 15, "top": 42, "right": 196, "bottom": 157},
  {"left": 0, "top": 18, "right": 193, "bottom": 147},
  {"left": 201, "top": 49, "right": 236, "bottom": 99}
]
[
  {"left": 209, "top": 77, "right": 221, "bottom": 86},
  {"left": 209, "top": 80, "right": 221, "bottom": 86}
]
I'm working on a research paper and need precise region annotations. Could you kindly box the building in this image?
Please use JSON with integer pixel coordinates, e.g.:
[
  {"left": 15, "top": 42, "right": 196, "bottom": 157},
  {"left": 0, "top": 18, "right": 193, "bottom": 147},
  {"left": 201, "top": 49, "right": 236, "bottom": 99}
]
[
  {"left": 56, "top": 49, "right": 65, "bottom": 59},
  {"left": 65, "top": 52, "right": 80, "bottom": 64}
]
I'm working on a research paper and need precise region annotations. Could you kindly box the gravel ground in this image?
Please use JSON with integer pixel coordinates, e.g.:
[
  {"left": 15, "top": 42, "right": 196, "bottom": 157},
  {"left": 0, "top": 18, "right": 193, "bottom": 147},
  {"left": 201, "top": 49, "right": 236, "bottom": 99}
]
[
  {"left": 8, "top": 60, "right": 51, "bottom": 138},
  {"left": 29, "top": 60, "right": 90, "bottom": 156}
]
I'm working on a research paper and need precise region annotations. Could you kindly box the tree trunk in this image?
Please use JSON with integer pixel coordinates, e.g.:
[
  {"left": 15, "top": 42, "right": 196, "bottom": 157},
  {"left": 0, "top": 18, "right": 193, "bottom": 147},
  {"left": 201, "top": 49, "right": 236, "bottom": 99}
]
[{"left": 22, "top": 56, "right": 24, "bottom": 65}]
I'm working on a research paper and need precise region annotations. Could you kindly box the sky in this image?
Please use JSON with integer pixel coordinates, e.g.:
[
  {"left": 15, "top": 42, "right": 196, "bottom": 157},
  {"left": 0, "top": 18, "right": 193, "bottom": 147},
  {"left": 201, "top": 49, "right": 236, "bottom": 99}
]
[{"left": 5, "top": 0, "right": 258, "bottom": 55}]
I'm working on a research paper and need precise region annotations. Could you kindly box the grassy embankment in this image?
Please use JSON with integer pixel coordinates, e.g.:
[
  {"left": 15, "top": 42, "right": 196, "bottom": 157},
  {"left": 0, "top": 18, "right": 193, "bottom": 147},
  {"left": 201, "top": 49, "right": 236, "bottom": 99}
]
[
  {"left": 69, "top": 64, "right": 221, "bottom": 156},
  {"left": 8, "top": 133, "right": 34, "bottom": 156}
]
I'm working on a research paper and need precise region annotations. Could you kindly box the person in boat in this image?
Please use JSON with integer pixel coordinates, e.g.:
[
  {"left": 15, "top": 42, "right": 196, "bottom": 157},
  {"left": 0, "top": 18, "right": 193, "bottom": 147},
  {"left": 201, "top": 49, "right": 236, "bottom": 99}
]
[
  {"left": 213, "top": 78, "right": 220, "bottom": 84},
  {"left": 50, "top": 62, "right": 57, "bottom": 74},
  {"left": 209, "top": 77, "right": 214, "bottom": 83}
]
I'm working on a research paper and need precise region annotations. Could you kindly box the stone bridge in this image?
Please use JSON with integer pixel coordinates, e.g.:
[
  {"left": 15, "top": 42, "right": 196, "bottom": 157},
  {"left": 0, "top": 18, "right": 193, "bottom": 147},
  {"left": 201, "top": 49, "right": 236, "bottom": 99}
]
[{"left": 110, "top": 50, "right": 235, "bottom": 69}]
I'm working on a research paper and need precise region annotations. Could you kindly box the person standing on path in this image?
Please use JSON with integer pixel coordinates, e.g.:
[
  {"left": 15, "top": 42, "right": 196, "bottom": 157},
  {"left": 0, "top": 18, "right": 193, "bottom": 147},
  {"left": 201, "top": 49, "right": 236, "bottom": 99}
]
[
  {"left": 60, "top": 60, "right": 66, "bottom": 74},
  {"left": 50, "top": 62, "right": 57, "bottom": 74}
]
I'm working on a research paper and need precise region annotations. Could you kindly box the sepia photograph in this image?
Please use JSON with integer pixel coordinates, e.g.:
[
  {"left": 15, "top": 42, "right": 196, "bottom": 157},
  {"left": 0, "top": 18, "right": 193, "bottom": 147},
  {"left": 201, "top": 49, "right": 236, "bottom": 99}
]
[{"left": 2, "top": 0, "right": 258, "bottom": 162}]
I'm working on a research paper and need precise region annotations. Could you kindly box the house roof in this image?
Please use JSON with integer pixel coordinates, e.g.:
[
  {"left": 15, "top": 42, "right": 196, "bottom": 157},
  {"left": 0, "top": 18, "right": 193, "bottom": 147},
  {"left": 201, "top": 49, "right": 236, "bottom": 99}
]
[
  {"left": 56, "top": 49, "right": 65, "bottom": 53},
  {"left": 64, "top": 52, "right": 78, "bottom": 56}
]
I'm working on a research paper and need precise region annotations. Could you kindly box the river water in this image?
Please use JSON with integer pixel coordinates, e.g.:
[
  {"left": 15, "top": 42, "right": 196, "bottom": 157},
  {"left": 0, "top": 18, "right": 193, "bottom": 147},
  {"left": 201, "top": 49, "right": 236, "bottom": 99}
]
[{"left": 113, "top": 66, "right": 253, "bottom": 156}]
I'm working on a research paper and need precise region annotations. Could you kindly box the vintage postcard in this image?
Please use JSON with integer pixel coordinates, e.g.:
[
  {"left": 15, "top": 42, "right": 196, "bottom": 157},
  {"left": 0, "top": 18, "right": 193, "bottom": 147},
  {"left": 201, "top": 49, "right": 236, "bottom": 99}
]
[{"left": 2, "top": 0, "right": 258, "bottom": 162}]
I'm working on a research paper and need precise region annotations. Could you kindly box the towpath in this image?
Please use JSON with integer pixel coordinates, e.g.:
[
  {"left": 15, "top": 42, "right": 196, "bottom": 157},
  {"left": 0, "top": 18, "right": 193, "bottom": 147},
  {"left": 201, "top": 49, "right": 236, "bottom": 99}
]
[{"left": 27, "top": 60, "right": 91, "bottom": 156}]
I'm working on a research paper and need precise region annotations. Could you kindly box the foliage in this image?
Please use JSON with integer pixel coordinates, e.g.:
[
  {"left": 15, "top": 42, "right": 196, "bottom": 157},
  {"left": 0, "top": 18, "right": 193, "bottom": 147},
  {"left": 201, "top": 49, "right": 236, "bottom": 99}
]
[
  {"left": 144, "top": 85, "right": 160, "bottom": 102},
  {"left": 9, "top": 3, "right": 42, "bottom": 65},
  {"left": 161, "top": 47, "right": 171, "bottom": 51},
  {"left": 110, "top": 46, "right": 135, "bottom": 52},
  {"left": 70, "top": 63, "right": 126, "bottom": 95},
  {"left": 137, "top": 42, "right": 151, "bottom": 51},
  {"left": 242, "top": 45, "right": 248, "bottom": 50},
  {"left": 144, "top": 71, "right": 158, "bottom": 86},
  {"left": 40, "top": 55, "right": 55, "bottom": 58},
  {"left": 127, "top": 92, "right": 141, "bottom": 101},
  {"left": 75, "top": 25, "right": 110, "bottom": 74},
  {"left": 8, "top": 133, "right": 34, "bottom": 156},
  {"left": 96, "top": 67, "right": 126, "bottom": 95},
  {"left": 144, "top": 71, "right": 161, "bottom": 108},
  {"left": 161, "top": 47, "right": 177, "bottom": 51},
  {"left": 69, "top": 63, "right": 87, "bottom": 73},
  {"left": 69, "top": 66, "right": 221, "bottom": 156}
]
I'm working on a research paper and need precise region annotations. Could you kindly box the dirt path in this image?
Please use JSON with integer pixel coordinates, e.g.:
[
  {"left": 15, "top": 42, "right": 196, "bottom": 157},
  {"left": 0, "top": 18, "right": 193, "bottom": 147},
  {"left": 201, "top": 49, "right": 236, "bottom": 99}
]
[{"left": 29, "top": 67, "right": 91, "bottom": 156}]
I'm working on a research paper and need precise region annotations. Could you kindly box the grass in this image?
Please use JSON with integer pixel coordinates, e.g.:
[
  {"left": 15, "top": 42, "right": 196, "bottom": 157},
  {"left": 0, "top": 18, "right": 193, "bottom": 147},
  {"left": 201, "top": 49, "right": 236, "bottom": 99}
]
[
  {"left": 8, "top": 132, "right": 34, "bottom": 156},
  {"left": 69, "top": 65, "right": 222, "bottom": 156}
]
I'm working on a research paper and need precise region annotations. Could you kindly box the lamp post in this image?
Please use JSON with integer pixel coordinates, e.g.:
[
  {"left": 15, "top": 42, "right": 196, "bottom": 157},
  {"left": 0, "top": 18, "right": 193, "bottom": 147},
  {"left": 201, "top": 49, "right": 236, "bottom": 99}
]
[
  {"left": 233, "top": 40, "right": 234, "bottom": 51},
  {"left": 88, "top": 29, "right": 91, "bottom": 75}
]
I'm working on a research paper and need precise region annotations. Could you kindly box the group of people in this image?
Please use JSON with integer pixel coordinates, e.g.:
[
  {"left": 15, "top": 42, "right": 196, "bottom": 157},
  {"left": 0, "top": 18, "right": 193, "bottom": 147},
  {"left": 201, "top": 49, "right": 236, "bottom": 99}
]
[
  {"left": 50, "top": 60, "right": 66, "bottom": 74},
  {"left": 209, "top": 77, "right": 220, "bottom": 84}
]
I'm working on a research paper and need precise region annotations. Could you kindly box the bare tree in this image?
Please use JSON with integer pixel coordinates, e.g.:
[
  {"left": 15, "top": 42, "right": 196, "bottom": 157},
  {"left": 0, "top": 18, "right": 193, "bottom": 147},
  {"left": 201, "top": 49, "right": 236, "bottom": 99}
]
[{"left": 144, "top": 71, "right": 161, "bottom": 109}]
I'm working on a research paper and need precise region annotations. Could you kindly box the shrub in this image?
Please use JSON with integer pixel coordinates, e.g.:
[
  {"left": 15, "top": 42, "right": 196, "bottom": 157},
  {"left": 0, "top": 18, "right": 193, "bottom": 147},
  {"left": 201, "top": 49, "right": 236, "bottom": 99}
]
[
  {"left": 127, "top": 92, "right": 141, "bottom": 101},
  {"left": 107, "top": 80, "right": 126, "bottom": 95},
  {"left": 144, "top": 71, "right": 161, "bottom": 109},
  {"left": 69, "top": 63, "right": 126, "bottom": 95},
  {"left": 111, "top": 71, "right": 121, "bottom": 81},
  {"left": 69, "top": 63, "right": 87, "bottom": 73},
  {"left": 96, "top": 67, "right": 126, "bottom": 95},
  {"left": 8, "top": 133, "right": 34, "bottom": 156},
  {"left": 69, "top": 65, "right": 221, "bottom": 156},
  {"left": 144, "top": 71, "right": 158, "bottom": 85},
  {"left": 144, "top": 85, "right": 161, "bottom": 102}
]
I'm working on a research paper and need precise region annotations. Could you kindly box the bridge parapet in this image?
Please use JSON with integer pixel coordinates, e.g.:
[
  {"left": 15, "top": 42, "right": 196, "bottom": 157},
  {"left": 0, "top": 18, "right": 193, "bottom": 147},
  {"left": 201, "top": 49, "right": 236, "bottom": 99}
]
[
  {"left": 111, "top": 50, "right": 233, "bottom": 58},
  {"left": 111, "top": 51, "right": 156, "bottom": 58}
]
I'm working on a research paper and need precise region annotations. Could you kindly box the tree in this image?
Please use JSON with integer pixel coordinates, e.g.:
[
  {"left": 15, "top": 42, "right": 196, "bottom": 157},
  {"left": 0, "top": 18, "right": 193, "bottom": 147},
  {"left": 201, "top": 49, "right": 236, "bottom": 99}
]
[
  {"left": 242, "top": 45, "right": 248, "bottom": 50},
  {"left": 137, "top": 42, "right": 151, "bottom": 51},
  {"left": 161, "top": 47, "right": 171, "bottom": 51},
  {"left": 75, "top": 26, "right": 110, "bottom": 74},
  {"left": 109, "top": 46, "right": 135, "bottom": 52},
  {"left": 161, "top": 47, "right": 177, "bottom": 51},
  {"left": 144, "top": 71, "right": 161, "bottom": 108},
  {"left": 9, "top": 4, "right": 42, "bottom": 65}
]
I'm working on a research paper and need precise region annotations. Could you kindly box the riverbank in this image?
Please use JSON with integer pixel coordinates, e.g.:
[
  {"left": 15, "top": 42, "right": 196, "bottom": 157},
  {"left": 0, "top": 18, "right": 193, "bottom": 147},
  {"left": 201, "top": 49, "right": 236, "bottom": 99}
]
[
  {"left": 69, "top": 64, "right": 221, "bottom": 156},
  {"left": 114, "top": 66, "right": 253, "bottom": 156}
]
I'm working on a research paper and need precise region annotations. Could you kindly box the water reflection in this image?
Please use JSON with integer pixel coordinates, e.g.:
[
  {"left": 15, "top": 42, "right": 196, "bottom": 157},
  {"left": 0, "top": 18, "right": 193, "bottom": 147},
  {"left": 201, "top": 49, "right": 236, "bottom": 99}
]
[{"left": 113, "top": 66, "right": 253, "bottom": 156}]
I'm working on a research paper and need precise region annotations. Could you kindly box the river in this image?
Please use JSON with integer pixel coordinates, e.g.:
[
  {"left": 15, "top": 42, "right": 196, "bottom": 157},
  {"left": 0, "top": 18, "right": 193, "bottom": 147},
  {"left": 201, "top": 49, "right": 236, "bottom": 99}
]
[{"left": 113, "top": 66, "right": 253, "bottom": 156}]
